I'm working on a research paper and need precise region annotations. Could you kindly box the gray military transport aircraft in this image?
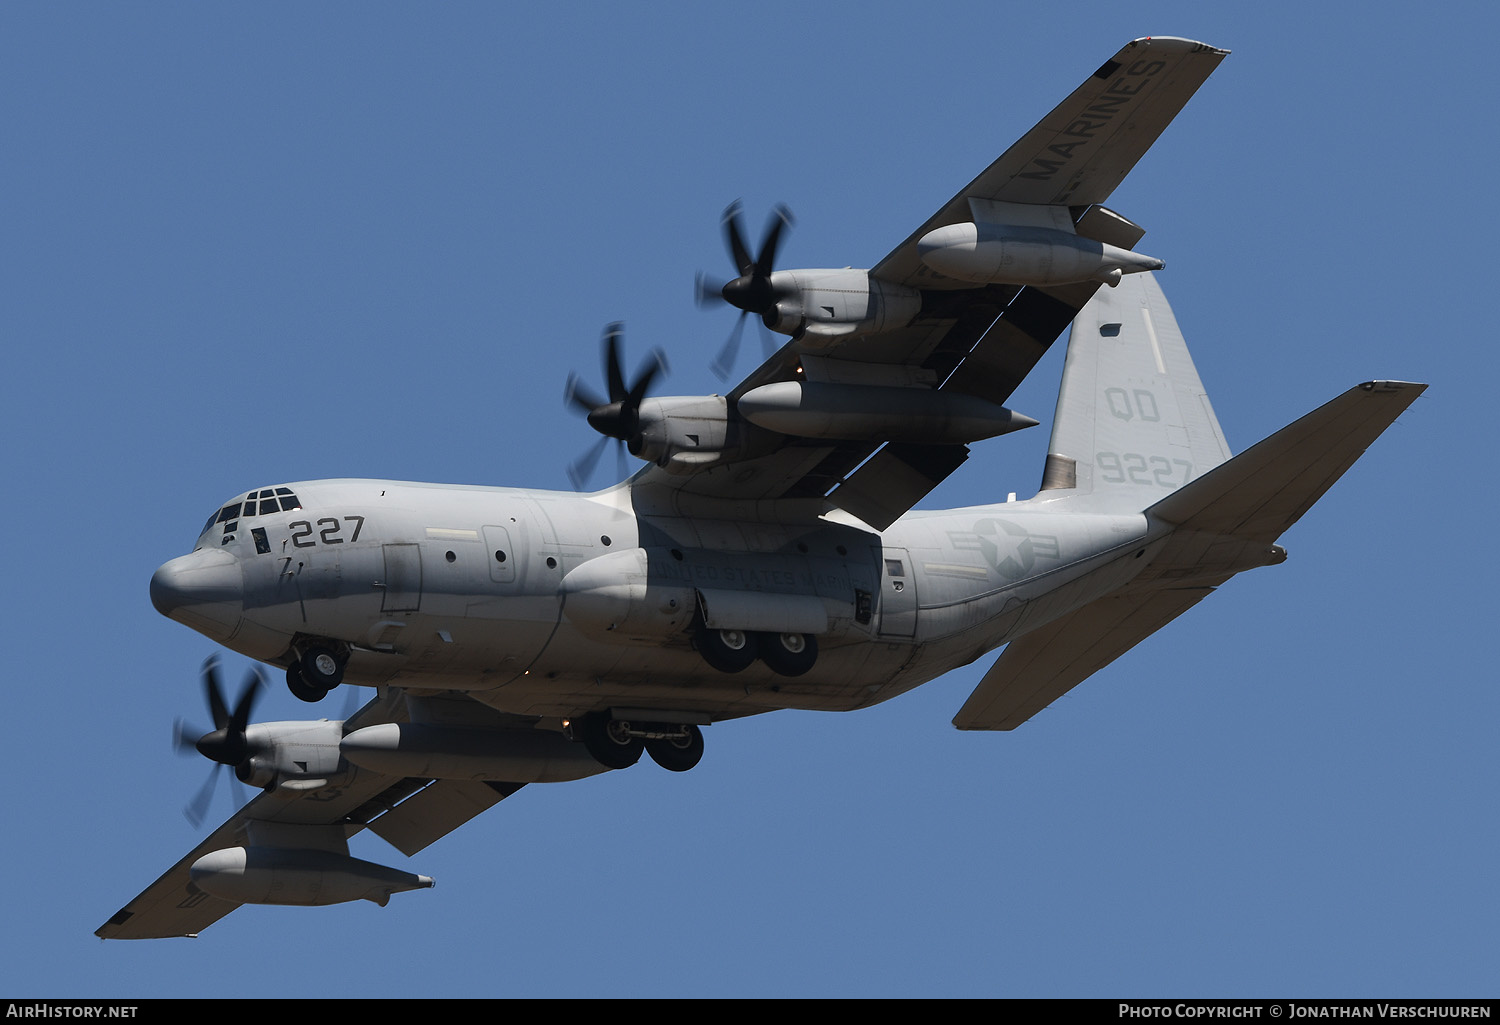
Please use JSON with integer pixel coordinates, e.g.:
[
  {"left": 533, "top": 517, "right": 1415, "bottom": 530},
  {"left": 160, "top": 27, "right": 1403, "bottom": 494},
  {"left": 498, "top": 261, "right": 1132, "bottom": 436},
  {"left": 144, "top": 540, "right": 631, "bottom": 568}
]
[{"left": 98, "top": 37, "right": 1424, "bottom": 939}]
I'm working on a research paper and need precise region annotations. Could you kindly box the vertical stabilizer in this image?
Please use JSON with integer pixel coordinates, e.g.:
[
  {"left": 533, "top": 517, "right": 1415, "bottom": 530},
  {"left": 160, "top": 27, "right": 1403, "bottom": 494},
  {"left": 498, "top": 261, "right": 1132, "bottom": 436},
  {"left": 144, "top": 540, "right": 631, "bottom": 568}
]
[{"left": 1038, "top": 272, "right": 1230, "bottom": 507}]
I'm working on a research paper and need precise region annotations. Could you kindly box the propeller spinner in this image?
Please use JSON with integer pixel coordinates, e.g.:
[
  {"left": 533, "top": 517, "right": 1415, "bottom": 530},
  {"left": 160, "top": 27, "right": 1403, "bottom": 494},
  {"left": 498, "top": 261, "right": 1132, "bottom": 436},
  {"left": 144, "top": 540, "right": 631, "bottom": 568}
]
[{"left": 564, "top": 323, "right": 668, "bottom": 489}]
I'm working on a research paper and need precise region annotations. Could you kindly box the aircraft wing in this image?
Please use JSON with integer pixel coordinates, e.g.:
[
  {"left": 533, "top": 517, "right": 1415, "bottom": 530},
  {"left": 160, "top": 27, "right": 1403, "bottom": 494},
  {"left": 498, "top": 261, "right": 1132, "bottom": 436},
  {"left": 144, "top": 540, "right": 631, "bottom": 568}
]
[
  {"left": 872, "top": 36, "right": 1229, "bottom": 288},
  {"left": 632, "top": 38, "right": 1226, "bottom": 529},
  {"left": 96, "top": 690, "right": 525, "bottom": 940}
]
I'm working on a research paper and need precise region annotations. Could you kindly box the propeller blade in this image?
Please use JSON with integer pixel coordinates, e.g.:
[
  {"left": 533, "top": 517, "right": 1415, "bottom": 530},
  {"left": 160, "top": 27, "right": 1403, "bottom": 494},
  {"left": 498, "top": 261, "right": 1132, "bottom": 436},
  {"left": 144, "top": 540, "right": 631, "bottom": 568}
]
[
  {"left": 702, "top": 201, "right": 796, "bottom": 364},
  {"left": 564, "top": 372, "right": 605, "bottom": 416},
  {"left": 201, "top": 656, "right": 228, "bottom": 731},
  {"left": 626, "top": 348, "right": 668, "bottom": 407},
  {"left": 567, "top": 436, "right": 609, "bottom": 490},
  {"left": 722, "top": 200, "right": 753, "bottom": 276},
  {"left": 711, "top": 311, "right": 749, "bottom": 382},
  {"left": 179, "top": 657, "right": 270, "bottom": 827},
  {"left": 228, "top": 667, "right": 263, "bottom": 735},
  {"left": 603, "top": 323, "right": 627, "bottom": 403},
  {"left": 172, "top": 718, "right": 203, "bottom": 756},
  {"left": 756, "top": 204, "right": 794, "bottom": 279},
  {"left": 184, "top": 764, "right": 222, "bottom": 828},
  {"left": 695, "top": 272, "right": 728, "bottom": 309},
  {"left": 564, "top": 323, "right": 669, "bottom": 488}
]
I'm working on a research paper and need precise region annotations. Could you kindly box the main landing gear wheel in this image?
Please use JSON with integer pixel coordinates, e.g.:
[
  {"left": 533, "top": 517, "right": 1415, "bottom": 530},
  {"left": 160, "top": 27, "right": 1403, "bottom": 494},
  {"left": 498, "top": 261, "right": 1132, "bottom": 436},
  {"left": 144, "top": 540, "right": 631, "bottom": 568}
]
[
  {"left": 695, "top": 627, "right": 758, "bottom": 674},
  {"left": 575, "top": 713, "right": 644, "bottom": 770},
  {"left": 300, "top": 645, "right": 345, "bottom": 691},
  {"left": 646, "top": 725, "right": 704, "bottom": 772},
  {"left": 758, "top": 632, "right": 818, "bottom": 677},
  {"left": 285, "top": 662, "right": 326, "bottom": 703}
]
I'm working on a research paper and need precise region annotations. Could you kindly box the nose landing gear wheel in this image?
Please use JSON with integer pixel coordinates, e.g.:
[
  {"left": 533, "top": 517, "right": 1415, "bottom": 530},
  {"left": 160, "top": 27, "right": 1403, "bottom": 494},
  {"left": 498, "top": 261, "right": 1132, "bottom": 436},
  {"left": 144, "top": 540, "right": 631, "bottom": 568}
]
[
  {"left": 646, "top": 725, "right": 704, "bottom": 772},
  {"left": 758, "top": 632, "right": 818, "bottom": 677},
  {"left": 695, "top": 627, "right": 759, "bottom": 673},
  {"left": 575, "top": 713, "right": 645, "bottom": 769}
]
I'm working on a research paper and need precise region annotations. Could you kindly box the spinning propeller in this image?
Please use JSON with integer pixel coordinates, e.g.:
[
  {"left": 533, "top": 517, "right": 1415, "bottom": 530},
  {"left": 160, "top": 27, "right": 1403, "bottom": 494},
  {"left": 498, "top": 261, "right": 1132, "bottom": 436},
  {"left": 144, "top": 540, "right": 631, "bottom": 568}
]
[
  {"left": 173, "top": 655, "right": 264, "bottom": 827},
  {"left": 564, "top": 323, "right": 668, "bottom": 489},
  {"left": 695, "top": 201, "right": 794, "bottom": 380}
]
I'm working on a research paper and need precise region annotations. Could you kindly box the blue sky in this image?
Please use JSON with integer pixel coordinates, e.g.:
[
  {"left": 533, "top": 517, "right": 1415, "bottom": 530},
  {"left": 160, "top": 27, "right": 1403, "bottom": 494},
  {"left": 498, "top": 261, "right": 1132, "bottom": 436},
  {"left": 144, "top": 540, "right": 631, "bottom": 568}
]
[{"left": 3, "top": 2, "right": 1495, "bottom": 998}]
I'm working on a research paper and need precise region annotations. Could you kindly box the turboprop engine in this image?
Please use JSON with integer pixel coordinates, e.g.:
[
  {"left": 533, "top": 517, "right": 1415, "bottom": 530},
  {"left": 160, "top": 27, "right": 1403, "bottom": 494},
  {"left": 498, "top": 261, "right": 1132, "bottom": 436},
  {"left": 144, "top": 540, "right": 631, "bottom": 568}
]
[
  {"left": 756, "top": 269, "right": 922, "bottom": 344},
  {"left": 234, "top": 719, "right": 351, "bottom": 789},
  {"left": 627, "top": 395, "right": 781, "bottom": 472}
]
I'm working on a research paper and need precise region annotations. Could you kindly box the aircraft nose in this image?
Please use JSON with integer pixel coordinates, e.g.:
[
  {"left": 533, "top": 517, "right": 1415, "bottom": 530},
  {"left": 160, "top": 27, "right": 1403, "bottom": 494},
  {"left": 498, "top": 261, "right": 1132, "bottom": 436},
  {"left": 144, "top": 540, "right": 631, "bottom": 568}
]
[{"left": 150, "top": 549, "right": 243, "bottom": 640}]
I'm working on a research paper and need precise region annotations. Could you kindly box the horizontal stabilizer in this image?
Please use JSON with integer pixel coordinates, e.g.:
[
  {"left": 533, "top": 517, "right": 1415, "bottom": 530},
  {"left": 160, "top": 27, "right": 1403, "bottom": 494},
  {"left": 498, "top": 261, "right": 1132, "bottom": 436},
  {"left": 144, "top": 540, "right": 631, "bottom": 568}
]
[
  {"left": 1148, "top": 381, "right": 1426, "bottom": 542},
  {"left": 954, "top": 585, "right": 1216, "bottom": 731}
]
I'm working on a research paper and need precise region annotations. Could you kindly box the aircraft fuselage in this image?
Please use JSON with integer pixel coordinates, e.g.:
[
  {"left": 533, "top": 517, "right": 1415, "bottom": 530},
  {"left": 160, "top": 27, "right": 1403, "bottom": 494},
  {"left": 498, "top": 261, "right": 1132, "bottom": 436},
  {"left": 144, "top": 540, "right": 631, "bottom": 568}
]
[{"left": 152, "top": 477, "right": 1158, "bottom": 722}]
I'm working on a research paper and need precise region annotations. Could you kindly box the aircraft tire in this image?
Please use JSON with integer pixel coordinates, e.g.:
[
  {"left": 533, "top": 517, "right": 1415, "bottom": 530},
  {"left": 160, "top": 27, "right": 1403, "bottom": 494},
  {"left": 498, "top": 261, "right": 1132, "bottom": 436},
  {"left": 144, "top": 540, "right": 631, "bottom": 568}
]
[
  {"left": 695, "top": 628, "right": 758, "bottom": 674},
  {"left": 575, "top": 713, "right": 644, "bottom": 770},
  {"left": 286, "top": 662, "right": 327, "bottom": 703},
  {"left": 646, "top": 725, "right": 704, "bottom": 772},
  {"left": 300, "top": 645, "right": 345, "bottom": 690},
  {"left": 758, "top": 632, "right": 818, "bottom": 677}
]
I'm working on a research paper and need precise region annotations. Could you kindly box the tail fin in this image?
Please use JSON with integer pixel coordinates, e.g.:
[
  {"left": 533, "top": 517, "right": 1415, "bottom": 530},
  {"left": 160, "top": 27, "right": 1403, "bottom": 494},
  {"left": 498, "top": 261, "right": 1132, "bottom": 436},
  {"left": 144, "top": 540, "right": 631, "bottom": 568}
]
[
  {"left": 1037, "top": 271, "right": 1230, "bottom": 506},
  {"left": 957, "top": 377, "right": 1424, "bottom": 731}
]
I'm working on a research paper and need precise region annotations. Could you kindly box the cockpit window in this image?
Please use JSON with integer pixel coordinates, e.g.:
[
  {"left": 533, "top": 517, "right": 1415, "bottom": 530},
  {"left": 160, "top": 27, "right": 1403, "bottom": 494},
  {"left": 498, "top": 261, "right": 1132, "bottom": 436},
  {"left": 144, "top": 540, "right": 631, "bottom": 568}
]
[{"left": 200, "top": 487, "right": 302, "bottom": 537}]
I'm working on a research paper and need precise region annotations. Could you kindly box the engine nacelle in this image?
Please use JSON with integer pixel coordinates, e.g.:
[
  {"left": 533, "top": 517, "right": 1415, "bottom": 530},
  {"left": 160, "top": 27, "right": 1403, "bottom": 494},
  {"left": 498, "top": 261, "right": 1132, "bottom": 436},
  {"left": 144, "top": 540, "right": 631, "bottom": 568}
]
[
  {"left": 916, "top": 221, "right": 1163, "bottom": 287},
  {"left": 235, "top": 719, "right": 351, "bottom": 790},
  {"left": 628, "top": 396, "right": 731, "bottom": 464},
  {"left": 761, "top": 269, "right": 921, "bottom": 343},
  {"left": 189, "top": 846, "right": 433, "bottom": 907},
  {"left": 341, "top": 723, "right": 610, "bottom": 782},
  {"left": 627, "top": 396, "right": 780, "bottom": 472}
]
